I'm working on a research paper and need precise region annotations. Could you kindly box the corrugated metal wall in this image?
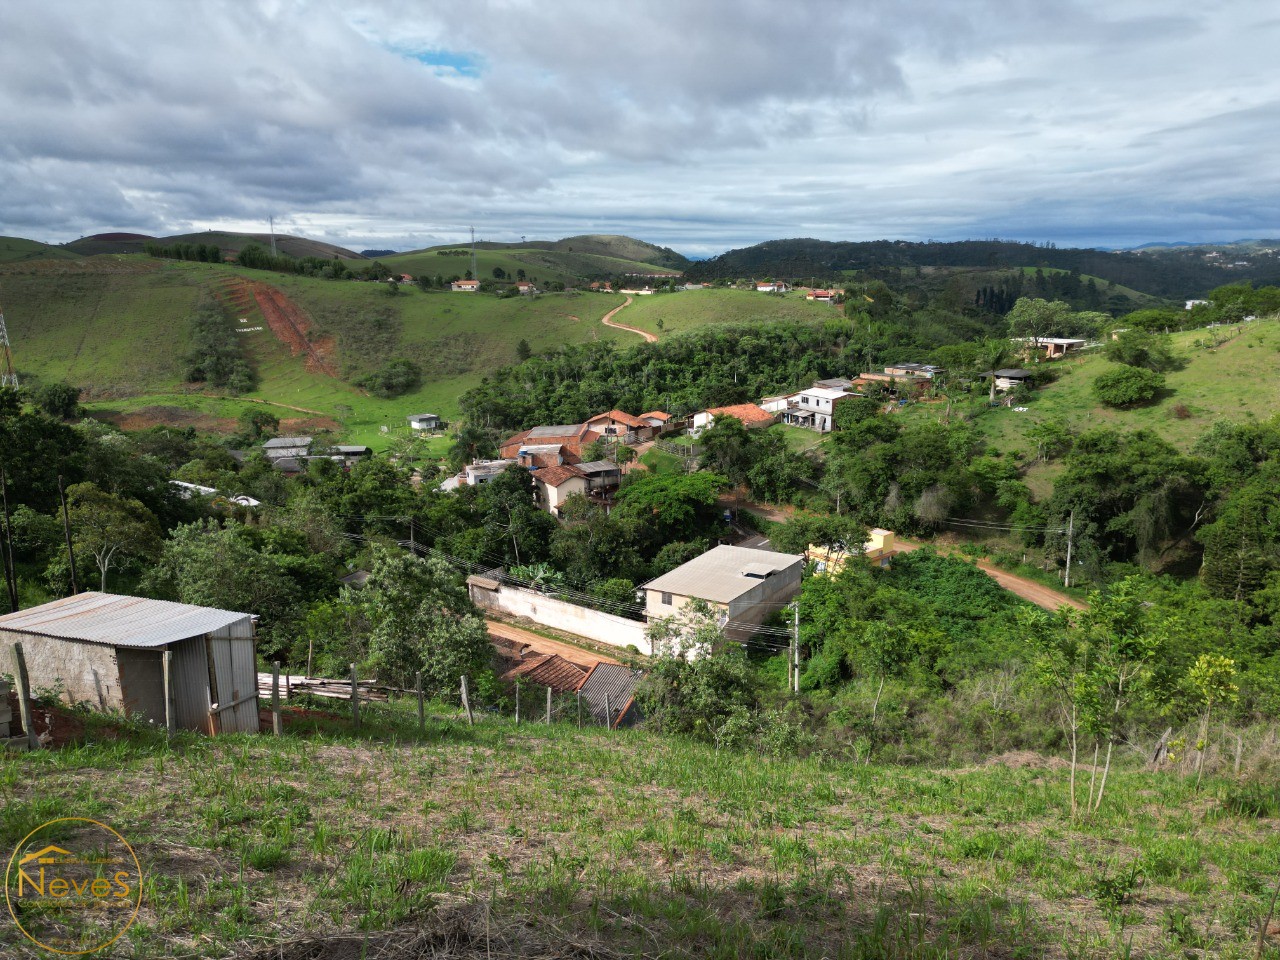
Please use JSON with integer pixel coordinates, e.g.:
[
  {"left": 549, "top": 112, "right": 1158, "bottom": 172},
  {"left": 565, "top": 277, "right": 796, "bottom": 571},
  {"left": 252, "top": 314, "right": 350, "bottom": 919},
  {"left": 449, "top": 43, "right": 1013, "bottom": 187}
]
[
  {"left": 170, "top": 635, "right": 213, "bottom": 732},
  {"left": 116, "top": 649, "right": 165, "bottom": 723},
  {"left": 206, "top": 620, "right": 258, "bottom": 734}
]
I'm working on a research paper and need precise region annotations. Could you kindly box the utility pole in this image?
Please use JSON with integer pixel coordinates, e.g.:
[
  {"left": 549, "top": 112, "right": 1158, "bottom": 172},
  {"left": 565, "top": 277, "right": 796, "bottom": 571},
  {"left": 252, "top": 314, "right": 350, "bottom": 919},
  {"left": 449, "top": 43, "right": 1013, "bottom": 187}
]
[
  {"left": 792, "top": 601, "right": 800, "bottom": 695},
  {"left": 269, "top": 215, "right": 277, "bottom": 257},
  {"left": 470, "top": 226, "right": 477, "bottom": 282},
  {"left": 1064, "top": 509, "right": 1075, "bottom": 589},
  {"left": 58, "top": 475, "right": 79, "bottom": 595},
  {"left": 0, "top": 467, "right": 17, "bottom": 612}
]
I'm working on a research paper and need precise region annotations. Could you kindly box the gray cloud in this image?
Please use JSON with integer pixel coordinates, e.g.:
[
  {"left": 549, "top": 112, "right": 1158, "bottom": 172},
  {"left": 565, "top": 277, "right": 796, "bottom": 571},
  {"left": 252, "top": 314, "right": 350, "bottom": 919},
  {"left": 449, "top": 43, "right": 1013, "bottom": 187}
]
[{"left": 0, "top": 0, "right": 1276, "bottom": 255}]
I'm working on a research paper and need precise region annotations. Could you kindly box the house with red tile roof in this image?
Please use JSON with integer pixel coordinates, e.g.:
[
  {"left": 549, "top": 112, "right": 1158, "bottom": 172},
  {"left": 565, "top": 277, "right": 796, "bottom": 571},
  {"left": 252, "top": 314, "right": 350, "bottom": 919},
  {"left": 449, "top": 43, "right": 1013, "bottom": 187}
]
[
  {"left": 690, "top": 403, "right": 776, "bottom": 434},
  {"left": 499, "top": 423, "right": 601, "bottom": 462},
  {"left": 585, "top": 409, "right": 657, "bottom": 442},
  {"left": 500, "top": 653, "right": 588, "bottom": 693}
]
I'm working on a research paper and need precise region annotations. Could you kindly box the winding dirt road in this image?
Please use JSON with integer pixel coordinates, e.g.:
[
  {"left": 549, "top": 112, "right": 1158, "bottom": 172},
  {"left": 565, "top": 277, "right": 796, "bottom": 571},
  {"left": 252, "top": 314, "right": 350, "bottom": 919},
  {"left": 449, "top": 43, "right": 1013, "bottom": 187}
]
[
  {"left": 600, "top": 296, "right": 657, "bottom": 342},
  {"left": 893, "top": 537, "right": 1086, "bottom": 611}
]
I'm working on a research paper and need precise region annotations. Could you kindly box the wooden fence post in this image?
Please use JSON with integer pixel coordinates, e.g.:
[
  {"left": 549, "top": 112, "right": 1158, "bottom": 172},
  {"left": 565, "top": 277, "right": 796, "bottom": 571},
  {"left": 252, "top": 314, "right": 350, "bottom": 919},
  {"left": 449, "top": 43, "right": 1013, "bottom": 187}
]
[
  {"left": 460, "top": 675, "right": 474, "bottom": 726},
  {"left": 349, "top": 663, "right": 360, "bottom": 729},
  {"left": 604, "top": 692, "right": 612, "bottom": 731},
  {"left": 415, "top": 671, "right": 424, "bottom": 733},
  {"left": 12, "top": 643, "right": 39, "bottom": 751},
  {"left": 576, "top": 690, "right": 582, "bottom": 728},
  {"left": 514, "top": 683, "right": 520, "bottom": 725},
  {"left": 163, "top": 649, "right": 175, "bottom": 738},
  {"left": 546, "top": 686, "right": 552, "bottom": 725},
  {"left": 271, "top": 661, "right": 282, "bottom": 736}
]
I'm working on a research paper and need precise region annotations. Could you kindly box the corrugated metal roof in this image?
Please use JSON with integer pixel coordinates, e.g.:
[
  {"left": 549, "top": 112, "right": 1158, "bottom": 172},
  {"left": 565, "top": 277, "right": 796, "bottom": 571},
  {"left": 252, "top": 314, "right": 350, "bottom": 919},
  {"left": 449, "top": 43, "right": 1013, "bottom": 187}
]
[
  {"left": 263, "top": 436, "right": 312, "bottom": 448},
  {"left": 643, "top": 545, "right": 803, "bottom": 604},
  {"left": 0, "top": 592, "right": 253, "bottom": 648},
  {"left": 579, "top": 663, "right": 644, "bottom": 725}
]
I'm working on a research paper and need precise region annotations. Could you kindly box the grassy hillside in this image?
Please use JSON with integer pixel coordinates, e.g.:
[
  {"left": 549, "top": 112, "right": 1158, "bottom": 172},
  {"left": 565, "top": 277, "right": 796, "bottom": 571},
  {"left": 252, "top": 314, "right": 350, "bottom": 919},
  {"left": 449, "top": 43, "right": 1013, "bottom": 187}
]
[
  {"left": 473, "top": 233, "right": 691, "bottom": 270},
  {"left": 0, "top": 258, "right": 202, "bottom": 394},
  {"left": 63, "top": 231, "right": 364, "bottom": 259},
  {"left": 0, "top": 256, "right": 631, "bottom": 447},
  {"left": 378, "top": 241, "right": 680, "bottom": 287},
  {"left": 968, "top": 318, "right": 1280, "bottom": 458},
  {"left": 0, "top": 236, "right": 83, "bottom": 264},
  {"left": 619, "top": 288, "right": 841, "bottom": 336},
  {"left": 2, "top": 701, "right": 1273, "bottom": 959}
]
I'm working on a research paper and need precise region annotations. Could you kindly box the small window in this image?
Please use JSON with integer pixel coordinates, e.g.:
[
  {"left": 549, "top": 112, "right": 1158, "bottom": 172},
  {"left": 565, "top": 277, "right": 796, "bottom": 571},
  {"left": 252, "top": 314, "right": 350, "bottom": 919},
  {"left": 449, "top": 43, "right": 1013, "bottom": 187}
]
[{"left": 661, "top": 592, "right": 673, "bottom": 606}]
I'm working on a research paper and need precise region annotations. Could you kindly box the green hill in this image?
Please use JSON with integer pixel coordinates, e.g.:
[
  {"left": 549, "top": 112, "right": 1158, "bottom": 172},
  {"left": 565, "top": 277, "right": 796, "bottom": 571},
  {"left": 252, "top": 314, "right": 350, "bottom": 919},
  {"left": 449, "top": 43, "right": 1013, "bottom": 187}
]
[
  {"left": 930, "top": 317, "right": 1280, "bottom": 464},
  {"left": 0, "top": 256, "right": 632, "bottom": 446},
  {"left": 0, "top": 236, "right": 83, "bottom": 264},
  {"left": 618, "top": 287, "right": 842, "bottom": 336},
  {"left": 381, "top": 234, "right": 686, "bottom": 285},
  {"left": 63, "top": 231, "right": 364, "bottom": 260},
  {"left": 684, "top": 237, "right": 1280, "bottom": 298}
]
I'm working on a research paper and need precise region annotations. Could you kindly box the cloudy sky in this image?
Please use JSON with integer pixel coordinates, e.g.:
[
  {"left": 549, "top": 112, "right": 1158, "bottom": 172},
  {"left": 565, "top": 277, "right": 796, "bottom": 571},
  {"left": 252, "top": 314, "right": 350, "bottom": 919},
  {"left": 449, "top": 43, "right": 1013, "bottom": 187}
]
[{"left": 2, "top": 0, "right": 1277, "bottom": 256}]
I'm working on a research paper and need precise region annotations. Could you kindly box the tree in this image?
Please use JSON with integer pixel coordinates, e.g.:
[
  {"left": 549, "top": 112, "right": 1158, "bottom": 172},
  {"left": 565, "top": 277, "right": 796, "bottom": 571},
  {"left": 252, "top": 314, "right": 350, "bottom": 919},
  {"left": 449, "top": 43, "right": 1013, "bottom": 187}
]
[
  {"left": 1104, "top": 329, "right": 1178, "bottom": 372},
  {"left": 1073, "top": 581, "right": 1161, "bottom": 811},
  {"left": 145, "top": 519, "right": 303, "bottom": 642},
  {"left": 1186, "top": 653, "right": 1239, "bottom": 788},
  {"left": 1022, "top": 606, "right": 1090, "bottom": 816},
  {"left": 638, "top": 601, "right": 758, "bottom": 747},
  {"left": 237, "top": 408, "right": 280, "bottom": 443},
  {"left": 32, "top": 382, "right": 81, "bottom": 420},
  {"left": 448, "top": 425, "right": 497, "bottom": 470},
  {"left": 1007, "top": 297, "right": 1073, "bottom": 349},
  {"left": 979, "top": 338, "right": 1012, "bottom": 403},
  {"left": 1027, "top": 416, "right": 1074, "bottom": 462},
  {"left": 361, "top": 547, "right": 490, "bottom": 693},
  {"left": 612, "top": 472, "right": 728, "bottom": 543},
  {"left": 1092, "top": 365, "right": 1164, "bottom": 408},
  {"left": 515, "top": 339, "right": 532, "bottom": 362},
  {"left": 66, "top": 482, "right": 162, "bottom": 592}
]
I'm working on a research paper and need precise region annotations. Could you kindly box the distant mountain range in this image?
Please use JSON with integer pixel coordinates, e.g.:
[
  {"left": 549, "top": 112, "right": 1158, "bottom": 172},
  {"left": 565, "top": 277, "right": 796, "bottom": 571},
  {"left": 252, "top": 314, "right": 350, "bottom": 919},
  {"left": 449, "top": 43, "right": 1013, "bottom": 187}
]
[{"left": 683, "top": 238, "right": 1280, "bottom": 299}]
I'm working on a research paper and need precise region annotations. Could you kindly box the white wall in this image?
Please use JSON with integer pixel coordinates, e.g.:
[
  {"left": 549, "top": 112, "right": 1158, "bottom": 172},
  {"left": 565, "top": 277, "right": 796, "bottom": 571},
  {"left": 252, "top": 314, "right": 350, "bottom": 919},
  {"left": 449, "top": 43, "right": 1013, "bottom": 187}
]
[{"left": 470, "top": 580, "right": 651, "bottom": 655}]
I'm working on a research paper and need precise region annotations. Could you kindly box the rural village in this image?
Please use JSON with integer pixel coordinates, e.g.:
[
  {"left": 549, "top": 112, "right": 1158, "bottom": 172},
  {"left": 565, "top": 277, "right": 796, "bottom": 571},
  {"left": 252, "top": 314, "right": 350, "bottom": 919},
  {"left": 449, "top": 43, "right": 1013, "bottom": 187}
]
[{"left": 2, "top": 4, "right": 1279, "bottom": 959}]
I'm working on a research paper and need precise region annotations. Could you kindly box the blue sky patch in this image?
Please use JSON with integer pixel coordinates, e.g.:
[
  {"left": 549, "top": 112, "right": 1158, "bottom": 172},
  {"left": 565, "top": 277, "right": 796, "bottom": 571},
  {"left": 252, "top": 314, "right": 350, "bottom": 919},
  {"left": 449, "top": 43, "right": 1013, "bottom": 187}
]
[{"left": 400, "top": 47, "right": 482, "bottom": 78}]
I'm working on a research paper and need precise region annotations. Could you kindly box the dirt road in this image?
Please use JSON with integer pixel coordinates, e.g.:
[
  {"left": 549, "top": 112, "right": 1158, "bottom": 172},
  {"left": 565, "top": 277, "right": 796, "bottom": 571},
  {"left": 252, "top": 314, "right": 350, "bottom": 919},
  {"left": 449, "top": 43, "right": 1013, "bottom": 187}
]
[
  {"left": 727, "top": 496, "right": 1085, "bottom": 612},
  {"left": 600, "top": 296, "right": 657, "bottom": 342},
  {"left": 895, "top": 538, "right": 1086, "bottom": 611},
  {"left": 487, "top": 620, "right": 620, "bottom": 669}
]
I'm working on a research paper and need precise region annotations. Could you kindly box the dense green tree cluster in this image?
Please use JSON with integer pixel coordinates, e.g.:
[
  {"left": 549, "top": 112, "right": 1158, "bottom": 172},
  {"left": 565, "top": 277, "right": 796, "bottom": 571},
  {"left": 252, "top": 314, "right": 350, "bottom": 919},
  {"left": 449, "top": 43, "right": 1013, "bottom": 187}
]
[
  {"left": 184, "top": 296, "right": 255, "bottom": 393},
  {"left": 356, "top": 358, "right": 422, "bottom": 398},
  {"left": 143, "top": 241, "right": 223, "bottom": 263}
]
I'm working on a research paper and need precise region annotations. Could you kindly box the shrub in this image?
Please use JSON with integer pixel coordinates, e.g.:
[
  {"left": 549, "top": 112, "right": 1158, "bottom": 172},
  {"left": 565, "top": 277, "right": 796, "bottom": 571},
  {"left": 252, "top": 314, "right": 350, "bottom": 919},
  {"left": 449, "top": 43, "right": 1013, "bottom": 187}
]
[
  {"left": 1093, "top": 365, "right": 1165, "bottom": 407},
  {"left": 357, "top": 358, "right": 422, "bottom": 398}
]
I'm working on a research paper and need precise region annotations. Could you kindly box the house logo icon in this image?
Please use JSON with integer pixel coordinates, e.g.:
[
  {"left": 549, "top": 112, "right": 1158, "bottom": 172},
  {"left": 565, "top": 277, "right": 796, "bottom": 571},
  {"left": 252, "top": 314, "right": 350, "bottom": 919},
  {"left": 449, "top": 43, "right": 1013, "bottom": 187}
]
[{"left": 5, "top": 818, "right": 143, "bottom": 955}]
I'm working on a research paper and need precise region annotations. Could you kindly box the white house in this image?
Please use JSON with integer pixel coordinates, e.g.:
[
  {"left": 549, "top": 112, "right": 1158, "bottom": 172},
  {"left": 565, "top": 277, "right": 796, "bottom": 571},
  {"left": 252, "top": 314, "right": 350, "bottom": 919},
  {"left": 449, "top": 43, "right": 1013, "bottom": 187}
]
[
  {"left": 642, "top": 545, "right": 803, "bottom": 645},
  {"left": 407, "top": 413, "right": 440, "bottom": 431},
  {"left": 451, "top": 279, "right": 480, "bottom": 292},
  {"left": 755, "top": 281, "right": 791, "bottom": 293},
  {"left": 690, "top": 403, "right": 776, "bottom": 435},
  {"left": 777, "top": 386, "right": 853, "bottom": 433}
]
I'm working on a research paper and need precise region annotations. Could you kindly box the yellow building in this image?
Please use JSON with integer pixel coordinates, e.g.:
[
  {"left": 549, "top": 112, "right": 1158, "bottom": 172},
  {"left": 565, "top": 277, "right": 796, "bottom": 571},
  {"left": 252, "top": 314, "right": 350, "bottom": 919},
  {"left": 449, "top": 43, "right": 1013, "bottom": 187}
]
[{"left": 809, "top": 529, "right": 896, "bottom": 574}]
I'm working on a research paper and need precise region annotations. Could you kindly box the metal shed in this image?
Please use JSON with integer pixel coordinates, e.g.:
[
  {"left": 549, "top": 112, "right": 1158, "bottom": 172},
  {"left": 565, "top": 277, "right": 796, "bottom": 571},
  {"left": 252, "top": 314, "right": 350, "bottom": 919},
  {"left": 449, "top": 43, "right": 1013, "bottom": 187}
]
[{"left": 0, "top": 592, "right": 259, "bottom": 734}]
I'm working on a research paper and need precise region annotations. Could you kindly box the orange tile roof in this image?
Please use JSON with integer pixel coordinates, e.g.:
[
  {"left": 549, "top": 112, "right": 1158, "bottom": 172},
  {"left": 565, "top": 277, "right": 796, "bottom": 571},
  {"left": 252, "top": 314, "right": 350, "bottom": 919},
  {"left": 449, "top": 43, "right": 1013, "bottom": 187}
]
[
  {"left": 535, "top": 464, "right": 585, "bottom": 488},
  {"left": 706, "top": 403, "right": 775, "bottom": 426},
  {"left": 640, "top": 410, "right": 670, "bottom": 422},
  {"left": 587, "top": 409, "right": 648, "bottom": 429},
  {"left": 500, "top": 654, "right": 589, "bottom": 692}
]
